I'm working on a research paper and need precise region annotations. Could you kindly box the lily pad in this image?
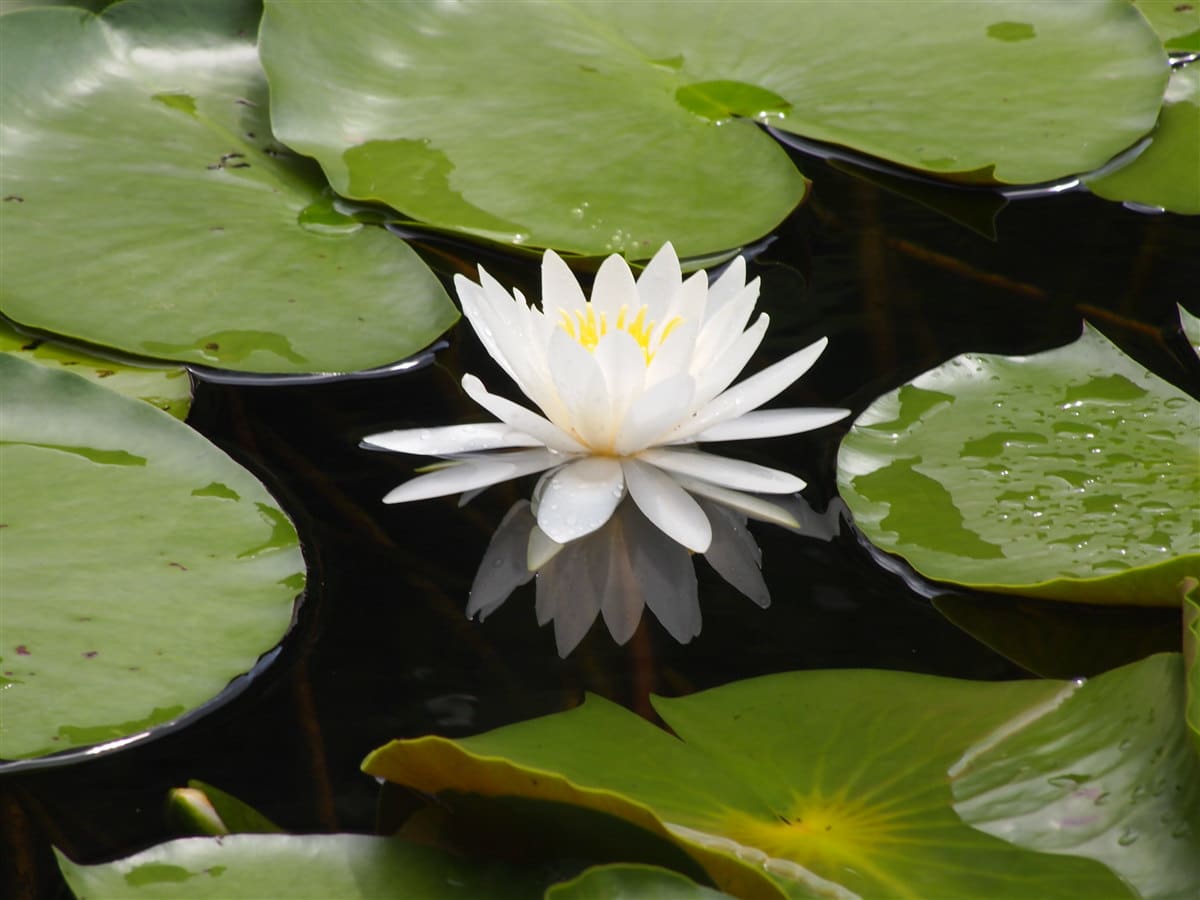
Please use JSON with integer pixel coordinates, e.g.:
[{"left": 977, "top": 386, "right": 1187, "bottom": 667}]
[
  {"left": 55, "top": 834, "right": 540, "bottom": 899},
  {"left": 0, "top": 319, "right": 190, "bottom": 420},
  {"left": 259, "top": 0, "right": 1166, "bottom": 257},
  {"left": 0, "top": 355, "right": 303, "bottom": 762},
  {"left": 836, "top": 326, "right": 1199, "bottom": 606},
  {"left": 1086, "top": 65, "right": 1200, "bottom": 215},
  {"left": 1134, "top": 0, "right": 1200, "bottom": 50},
  {"left": 0, "top": 0, "right": 455, "bottom": 374},
  {"left": 366, "top": 656, "right": 1200, "bottom": 899},
  {"left": 547, "top": 864, "right": 733, "bottom": 899},
  {"left": 1185, "top": 579, "right": 1200, "bottom": 757},
  {"left": 1181, "top": 304, "right": 1200, "bottom": 356}
]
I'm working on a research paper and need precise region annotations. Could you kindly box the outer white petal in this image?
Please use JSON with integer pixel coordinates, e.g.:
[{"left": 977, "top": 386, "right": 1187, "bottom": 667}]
[
  {"left": 536, "top": 456, "right": 626, "bottom": 543},
  {"left": 692, "top": 312, "right": 770, "bottom": 411},
  {"left": 382, "top": 449, "right": 561, "bottom": 504},
  {"left": 700, "top": 500, "right": 770, "bottom": 609},
  {"left": 614, "top": 373, "right": 694, "bottom": 455},
  {"left": 590, "top": 252, "right": 640, "bottom": 319},
  {"left": 362, "top": 422, "right": 541, "bottom": 455},
  {"left": 637, "top": 447, "right": 805, "bottom": 494},
  {"left": 691, "top": 279, "right": 759, "bottom": 369},
  {"left": 462, "top": 374, "right": 586, "bottom": 454},
  {"left": 466, "top": 501, "right": 536, "bottom": 620},
  {"left": 669, "top": 473, "right": 801, "bottom": 528},
  {"left": 635, "top": 241, "right": 683, "bottom": 318},
  {"left": 705, "top": 254, "right": 747, "bottom": 314},
  {"left": 621, "top": 458, "right": 712, "bottom": 552},
  {"left": 527, "top": 525, "right": 565, "bottom": 570},
  {"left": 673, "top": 336, "right": 829, "bottom": 441},
  {"left": 540, "top": 249, "right": 589, "bottom": 318},
  {"left": 548, "top": 327, "right": 610, "bottom": 448},
  {"left": 692, "top": 407, "right": 851, "bottom": 442}
]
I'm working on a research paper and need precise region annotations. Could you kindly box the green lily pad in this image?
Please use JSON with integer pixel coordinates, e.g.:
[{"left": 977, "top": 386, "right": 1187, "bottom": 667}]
[
  {"left": 0, "top": 0, "right": 455, "bottom": 374},
  {"left": 0, "top": 355, "right": 303, "bottom": 762},
  {"left": 837, "top": 326, "right": 1199, "bottom": 606},
  {"left": 1134, "top": 0, "right": 1200, "bottom": 50},
  {"left": 1185, "top": 579, "right": 1200, "bottom": 757},
  {"left": 1181, "top": 304, "right": 1200, "bottom": 356},
  {"left": 366, "top": 656, "right": 1200, "bottom": 898},
  {"left": 259, "top": 0, "right": 1166, "bottom": 258},
  {"left": 547, "top": 864, "right": 733, "bottom": 899},
  {"left": 0, "top": 319, "right": 190, "bottom": 420},
  {"left": 1086, "top": 65, "right": 1200, "bottom": 215},
  {"left": 55, "top": 834, "right": 541, "bottom": 899}
]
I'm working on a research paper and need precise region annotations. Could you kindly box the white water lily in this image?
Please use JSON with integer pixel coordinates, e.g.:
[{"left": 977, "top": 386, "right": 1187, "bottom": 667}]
[{"left": 364, "top": 242, "right": 847, "bottom": 553}]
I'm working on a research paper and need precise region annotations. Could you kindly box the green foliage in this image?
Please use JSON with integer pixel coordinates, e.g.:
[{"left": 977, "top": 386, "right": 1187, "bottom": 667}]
[
  {"left": 0, "top": 355, "right": 302, "bottom": 761},
  {"left": 837, "top": 326, "right": 1199, "bottom": 605}
]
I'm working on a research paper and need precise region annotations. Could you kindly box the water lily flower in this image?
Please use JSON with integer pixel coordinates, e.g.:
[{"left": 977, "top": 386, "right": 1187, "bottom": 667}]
[{"left": 363, "top": 242, "right": 847, "bottom": 553}]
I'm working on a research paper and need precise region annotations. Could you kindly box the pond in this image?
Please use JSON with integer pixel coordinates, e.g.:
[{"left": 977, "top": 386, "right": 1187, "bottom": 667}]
[{"left": 1, "top": 2, "right": 1198, "bottom": 899}]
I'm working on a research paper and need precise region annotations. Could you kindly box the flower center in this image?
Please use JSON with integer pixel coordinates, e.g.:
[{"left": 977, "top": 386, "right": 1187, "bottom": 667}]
[{"left": 557, "top": 303, "right": 682, "bottom": 363}]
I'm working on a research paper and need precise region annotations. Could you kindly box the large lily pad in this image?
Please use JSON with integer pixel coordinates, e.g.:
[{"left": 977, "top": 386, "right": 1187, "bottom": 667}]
[
  {"left": 1134, "top": 0, "right": 1200, "bottom": 50},
  {"left": 837, "top": 326, "right": 1199, "bottom": 606},
  {"left": 1086, "top": 64, "right": 1200, "bottom": 215},
  {"left": 55, "top": 834, "right": 541, "bottom": 899},
  {"left": 0, "top": 320, "right": 190, "bottom": 420},
  {"left": 0, "top": 355, "right": 303, "bottom": 762},
  {"left": 366, "top": 656, "right": 1200, "bottom": 899},
  {"left": 0, "top": 0, "right": 455, "bottom": 374},
  {"left": 259, "top": 0, "right": 1166, "bottom": 258}
]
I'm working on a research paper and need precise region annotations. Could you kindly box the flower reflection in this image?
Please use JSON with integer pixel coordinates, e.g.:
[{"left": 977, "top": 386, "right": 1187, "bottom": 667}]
[
  {"left": 467, "top": 494, "right": 843, "bottom": 657},
  {"left": 364, "top": 243, "right": 847, "bottom": 553}
]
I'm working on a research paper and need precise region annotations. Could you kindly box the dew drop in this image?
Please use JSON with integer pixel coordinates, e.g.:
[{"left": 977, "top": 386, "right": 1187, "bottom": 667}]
[{"left": 1117, "top": 828, "right": 1139, "bottom": 846}]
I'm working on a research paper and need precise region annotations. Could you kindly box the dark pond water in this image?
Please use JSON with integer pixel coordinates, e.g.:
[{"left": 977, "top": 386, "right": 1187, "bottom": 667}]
[{"left": 3, "top": 147, "right": 1197, "bottom": 899}]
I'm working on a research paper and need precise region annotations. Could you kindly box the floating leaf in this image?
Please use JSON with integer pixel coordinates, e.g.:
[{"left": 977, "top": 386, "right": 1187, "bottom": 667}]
[
  {"left": 547, "top": 863, "right": 733, "bottom": 899},
  {"left": 362, "top": 659, "right": 1200, "bottom": 899},
  {"left": 837, "top": 326, "right": 1199, "bottom": 606},
  {"left": 1185, "top": 579, "right": 1200, "bottom": 757},
  {"left": 0, "top": 0, "right": 455, "bottom": 374},
  {"left": 0, "top": 355, "right": 303, "bottom": 762},
  {"left": 1086, "top": 65, "right": 1200, "bottom": 215},
  {"left": 1134, "top": 0, "right": 1200, "bottom": 50},
  {"left": 0, "top": 320, "right": 190, "bottom": 420},
  {"left": 259, "top": 0, "right": 1166, "bottom": 257},
  {"left": 55, "top": 834, "right": 540, "bottom": 899}
]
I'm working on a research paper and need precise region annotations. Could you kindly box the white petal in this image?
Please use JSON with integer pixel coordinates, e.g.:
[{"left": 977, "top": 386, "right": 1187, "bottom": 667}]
[
  {"left": 644, "top": 317, "right": 699, "bottom": 389},
  {"left": 636, "top": 241, "right": 683, "bottom": 317},
  {"left": 669, "top": 473, "right": 801, "bottom": 528},
  {"left": 689, "top": 312, "right": 769, "bottom": 411},
  {"left": 692, "top": 407, "right": 850, "bottom": 442},
  {"left": 700, "top": 500, "right": 770, "bottom": 608},
  {"left": 590, "top": 252, "right": 640, "bottom": 319},
  {"left": 674, "top": 336, "right": 829, "bottom": 441},
  {"left": 637, "top": 447, "right": 805, "bottom": 494},
  {"left": 705, "top": 255, "right": 747, "bottom": 313},
  {"left": 593, "top": 330, "right": 647, "bottom": 432},
  {"left": 362, "top": 422, "right": 542, "bottom": 455},
  {"left": 536, "top": 456, "right": 626, "bottom": 543},
  {"left": 462, "top": 374, "right": 586, "bottom": 454},
  {"left": 548, "top": 327, "right": 610, "bottom": 448},
  {"left": 622, "top": 458, "right": 711, "bottom": 552},
  {"left": 614, "top": 373, "right": 694, "bottom": 455},
  {"left": 382, "top": 449, "right": 561, "bottom": 504},
  {"left": 692, "top": 279, "right": 759, "bottom": 367},
  {"left": 540, "top": 249, "right": 588, "bottom": 317},
  {"left": 466, "top": 501, "right": 536, "bottom": 620}
]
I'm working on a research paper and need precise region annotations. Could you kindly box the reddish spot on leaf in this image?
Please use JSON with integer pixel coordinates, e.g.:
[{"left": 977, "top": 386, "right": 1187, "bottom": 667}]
[
  {"left": 83, "top": 651, "right": 98, "bottom": 659},
  {"left": 169, "top": 561, "right": 189, "bottom": 571},
  {"left": 15, "top": 645, "right": 30, "bottom": 656}
]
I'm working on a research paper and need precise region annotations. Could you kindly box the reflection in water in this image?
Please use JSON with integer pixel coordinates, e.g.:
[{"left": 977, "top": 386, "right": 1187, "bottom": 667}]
[{"left": 469, "top": 492, "right": 842, "bottom": 656}]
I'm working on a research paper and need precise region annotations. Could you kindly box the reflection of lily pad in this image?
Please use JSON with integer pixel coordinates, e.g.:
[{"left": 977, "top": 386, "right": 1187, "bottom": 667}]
[
  {"left": 367, "top": 656, "right": 1200, "bottom": 899},
  {"left": 260, "top": 0, "right": 1166, "bottom": 257},
  {"left": 0, "top": 355, "right": 303, "bottom": 761},
  {"left": 55, "top": 834, "right": 540, "bottom": 899},
  {"left": 1086, "top": 65, "right": 1200, "bottom": 215},
  {"left": 0, "top": 0, "right": 455, "bottom": 374},
  {"left": 0, "top": 320, "right": 190, "bottom": 420},
  {"left": 837, "top": 326, "right": 1199, "bottom": 606}
]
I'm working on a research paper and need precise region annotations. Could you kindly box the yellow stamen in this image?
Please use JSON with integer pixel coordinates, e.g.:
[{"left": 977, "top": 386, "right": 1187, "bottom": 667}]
[{"left": 557, "top": 301, "right": 683, "bottom": 364}]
